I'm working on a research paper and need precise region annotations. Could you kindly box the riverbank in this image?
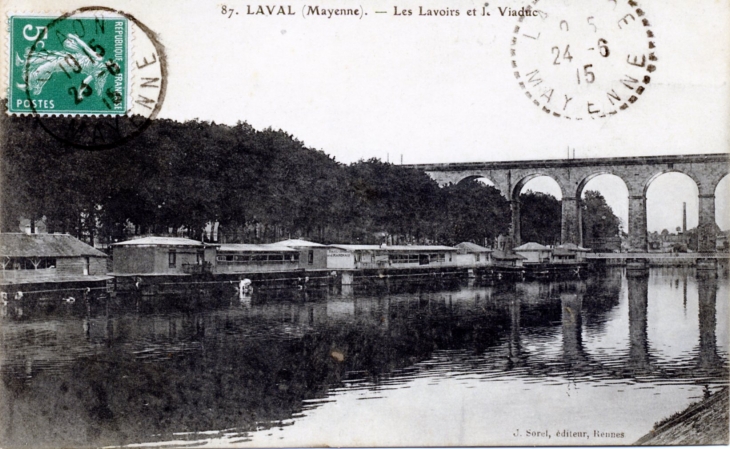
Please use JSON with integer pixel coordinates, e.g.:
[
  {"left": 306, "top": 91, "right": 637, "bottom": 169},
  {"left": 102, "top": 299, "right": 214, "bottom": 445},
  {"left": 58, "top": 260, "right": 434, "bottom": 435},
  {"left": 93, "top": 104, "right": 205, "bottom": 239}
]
[{"left": 635, "top": 387, "right": 729, "bottom": 445}]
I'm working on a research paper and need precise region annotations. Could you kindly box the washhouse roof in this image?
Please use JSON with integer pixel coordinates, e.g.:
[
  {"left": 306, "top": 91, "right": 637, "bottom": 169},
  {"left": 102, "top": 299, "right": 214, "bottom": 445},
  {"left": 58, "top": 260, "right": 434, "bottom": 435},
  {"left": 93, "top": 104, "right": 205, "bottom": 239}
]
[
  {"left": 456, "top": 242, "right": 493, "bottom": 253},
  {"left": 514, "top": 242, "right": 550, "bottom": 251},
  {"left": 0, "top": 233, "right": 107, "bottom": 258},
  {"left": 277, "top": 239, "right": 327, "bottom": 248},
  {"left": 113, "top": 236, "right": 204, "bottom": 247},
  {"left": 218, "top": 243, "right": 298, "bottom": 253},
  {"left": 329, "top": 244, "right": 457, "bottom": 252}
]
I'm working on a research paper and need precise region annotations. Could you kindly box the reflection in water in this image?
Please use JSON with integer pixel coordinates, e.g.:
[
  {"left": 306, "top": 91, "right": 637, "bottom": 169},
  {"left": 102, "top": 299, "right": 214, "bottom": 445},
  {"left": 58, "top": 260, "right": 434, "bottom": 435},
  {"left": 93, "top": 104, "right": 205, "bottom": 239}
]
[
  {"left": 0, "top": 268, "right": 727, "bottom": 447},
  {"left": 628, "top": 272, "right": 651, "bottom": 372},
  {"left": 507, "top": 296, "right": 523, "bottom": 369},
  {"left": 677, "top": 271, "right": 687, "bottom": 310},
  {"left": 561, "top": 282, "right": 587, "bottom": 368},
  {"left": 698, "top": 271, "right": 720, "bottom": 370}
]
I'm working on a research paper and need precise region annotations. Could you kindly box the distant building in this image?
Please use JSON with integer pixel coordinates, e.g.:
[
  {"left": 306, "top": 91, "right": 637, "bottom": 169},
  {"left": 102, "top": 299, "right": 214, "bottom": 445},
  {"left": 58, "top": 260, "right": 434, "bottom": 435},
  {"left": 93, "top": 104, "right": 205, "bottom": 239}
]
[
  {"left": 203, "top": 221, "right": 220, "bottom": 242},
  {"left": 0, "top": 233, "right": 108, "bottom": 284},
  {"left": 18, "top": 218, "right": 47, "bottom": 235},
  {"left": 583, "top": 236, "right": 622, "bottom": 252},
  {"left": 513, "top": 242, "right": 551, "bottom": 264},
  {"left": 495, "top": 234, "right": 514, "bottom": 252},
  {"left": 717, "top": 232, "right": 729, "bottom": 252}
]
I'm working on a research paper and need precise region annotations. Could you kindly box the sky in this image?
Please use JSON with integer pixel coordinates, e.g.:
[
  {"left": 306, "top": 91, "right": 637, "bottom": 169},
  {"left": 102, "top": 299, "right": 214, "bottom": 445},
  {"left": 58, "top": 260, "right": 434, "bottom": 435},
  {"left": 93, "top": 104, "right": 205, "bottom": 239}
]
[{"left": 1, "top": 0, "right": 728, "bottom": 230}]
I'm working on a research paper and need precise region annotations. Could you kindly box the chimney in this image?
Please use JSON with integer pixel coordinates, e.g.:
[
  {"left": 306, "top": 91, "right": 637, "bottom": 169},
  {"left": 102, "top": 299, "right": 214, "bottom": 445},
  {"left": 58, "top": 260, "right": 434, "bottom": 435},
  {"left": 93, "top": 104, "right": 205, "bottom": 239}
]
[{"left": 682, "top": 202, "right": 687, "bottom": 233}]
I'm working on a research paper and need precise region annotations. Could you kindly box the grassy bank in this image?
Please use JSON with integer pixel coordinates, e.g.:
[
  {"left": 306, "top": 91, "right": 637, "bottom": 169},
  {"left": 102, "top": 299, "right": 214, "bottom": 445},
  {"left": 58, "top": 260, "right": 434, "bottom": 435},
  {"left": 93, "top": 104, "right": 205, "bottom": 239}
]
[{"left": 635, "top": 387, "right": 729, "bottom": 445}]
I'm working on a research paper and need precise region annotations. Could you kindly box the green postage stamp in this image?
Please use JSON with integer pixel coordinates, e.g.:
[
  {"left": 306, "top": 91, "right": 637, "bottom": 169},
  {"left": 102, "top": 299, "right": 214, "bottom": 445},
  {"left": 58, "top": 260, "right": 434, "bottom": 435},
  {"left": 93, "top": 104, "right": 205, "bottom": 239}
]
[{"left": 9, "top": 14, "right": 129, "bottom": 114}]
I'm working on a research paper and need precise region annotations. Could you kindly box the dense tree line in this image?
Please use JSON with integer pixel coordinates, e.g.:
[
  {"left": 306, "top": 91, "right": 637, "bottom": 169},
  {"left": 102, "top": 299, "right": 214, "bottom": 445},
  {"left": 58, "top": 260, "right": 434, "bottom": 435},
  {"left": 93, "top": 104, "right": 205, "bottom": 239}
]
[{"left": 0, "top": 109, "right": 618, "bottom": 247}]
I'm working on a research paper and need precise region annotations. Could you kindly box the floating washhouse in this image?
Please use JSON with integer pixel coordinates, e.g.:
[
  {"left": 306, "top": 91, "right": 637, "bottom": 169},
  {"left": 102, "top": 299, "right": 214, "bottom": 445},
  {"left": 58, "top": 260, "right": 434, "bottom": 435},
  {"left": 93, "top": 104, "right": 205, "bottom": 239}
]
[
  {"left": 215, "top": 243, "right": 300, "bottom": 274},
  {"left": 326, "top": 245, "right": 459, "bottom": 270},
  {"left": 552, "top": 243, "right": 590, "bottom": 264},
  {"left": 276, "top": 239, "right": 329, "bottom": 269},
  {"left": 491, "top": 250, "right": 526, "bottom": 268},
  {"left": 0, "top": 233, "right": 108, "bottom": 286},
  {"left": 514, "top": 242, "right": 552, "bottom": 264},
  {"left": 111, "top": 236, "right": 216, "bottom": 277},
  {"left": 112, "top": 237, "right": 305, "bottom": 276},
  {"left": 455, "top": 242, "right": 493, "bottom": 266}
]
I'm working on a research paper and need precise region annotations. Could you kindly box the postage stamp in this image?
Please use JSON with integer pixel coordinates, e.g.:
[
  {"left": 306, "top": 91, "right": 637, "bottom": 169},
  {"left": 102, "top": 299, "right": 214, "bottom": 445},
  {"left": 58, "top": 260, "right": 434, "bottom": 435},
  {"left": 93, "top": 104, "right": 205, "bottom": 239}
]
[
  {"left": 9, "top": 13, "right": 129, "bottom": 115},
  {"left": 5, "top": 7, "right": 167, "bottom": 150}
]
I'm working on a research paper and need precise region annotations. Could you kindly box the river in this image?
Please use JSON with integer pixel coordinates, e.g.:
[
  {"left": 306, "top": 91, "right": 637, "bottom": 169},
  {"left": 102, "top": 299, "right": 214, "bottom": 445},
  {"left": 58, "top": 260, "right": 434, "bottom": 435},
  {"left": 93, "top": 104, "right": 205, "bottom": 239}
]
[{"left": 0, "top": 267, "right": 727, "bottom": 447}]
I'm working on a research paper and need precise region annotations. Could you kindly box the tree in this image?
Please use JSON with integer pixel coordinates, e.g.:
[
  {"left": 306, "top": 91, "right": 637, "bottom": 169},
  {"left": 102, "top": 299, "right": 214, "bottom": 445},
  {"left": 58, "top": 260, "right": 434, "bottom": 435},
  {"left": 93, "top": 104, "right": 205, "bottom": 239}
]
[
  {"left": 347, "top": 160, "right": 442, "bottom": 244},
  {"left": 519, "top": 190, "right": 561, "bottom": 245},
  {"left": 440, "top": 180, "right": 510, "bottom": 245},
  {"left": 581, "top": 190, "right": 621, "bottom": 244}
]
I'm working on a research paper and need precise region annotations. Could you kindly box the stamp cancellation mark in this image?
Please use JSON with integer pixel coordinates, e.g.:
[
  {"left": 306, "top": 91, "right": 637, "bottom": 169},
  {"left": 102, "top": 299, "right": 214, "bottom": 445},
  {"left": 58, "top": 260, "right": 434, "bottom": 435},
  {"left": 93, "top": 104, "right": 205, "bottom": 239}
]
[{"left": 511, "top": 0, "right": 657, "bottom": 120}]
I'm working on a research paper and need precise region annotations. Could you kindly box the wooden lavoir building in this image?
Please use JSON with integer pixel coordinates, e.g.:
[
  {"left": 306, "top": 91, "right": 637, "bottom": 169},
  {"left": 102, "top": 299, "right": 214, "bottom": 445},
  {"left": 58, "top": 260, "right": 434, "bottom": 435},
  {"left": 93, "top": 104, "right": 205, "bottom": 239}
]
[
  {"left": 111, "top": 237, "right": 309, "bottom": 276},
  {"left": 0, "top": 233, "right": 108, "bottom": 285},
  {"left": 111, "top": 237, "right": 216, "bottom": 276}
]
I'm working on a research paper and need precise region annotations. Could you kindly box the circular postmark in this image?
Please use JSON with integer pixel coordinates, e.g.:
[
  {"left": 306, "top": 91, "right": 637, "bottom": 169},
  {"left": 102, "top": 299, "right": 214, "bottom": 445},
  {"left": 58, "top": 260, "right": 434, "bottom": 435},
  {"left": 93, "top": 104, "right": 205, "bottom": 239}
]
[
  {"left": 13, "top": 6, "right": 167, "bottom": 150},
  {"left": 510, "top": 0, "right": 656, "bottom": 120}
]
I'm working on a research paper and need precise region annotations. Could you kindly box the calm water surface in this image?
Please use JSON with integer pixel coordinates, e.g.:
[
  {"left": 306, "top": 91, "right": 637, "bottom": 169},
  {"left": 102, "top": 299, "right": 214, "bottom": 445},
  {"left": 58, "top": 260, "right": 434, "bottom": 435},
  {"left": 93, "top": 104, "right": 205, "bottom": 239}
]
[{"left": 0, "top": 268, "right": 727, "bottom": 447}]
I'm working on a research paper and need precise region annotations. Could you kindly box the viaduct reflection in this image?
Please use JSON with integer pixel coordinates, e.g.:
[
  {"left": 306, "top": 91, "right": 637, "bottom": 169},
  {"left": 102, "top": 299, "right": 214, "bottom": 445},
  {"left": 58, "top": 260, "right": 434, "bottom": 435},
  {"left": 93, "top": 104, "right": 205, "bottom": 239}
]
[
  {"left": 507, "top": 296, "right": 523, "bottom": 369},
  {"left": 698, "top": 271, "right": 721, "bottom": 369},
  {"left": 628, "top": 272, "right": 651, "bottom": 371},
  {"left": 504, "top": 270, "right": 724, "bottom": 377}
]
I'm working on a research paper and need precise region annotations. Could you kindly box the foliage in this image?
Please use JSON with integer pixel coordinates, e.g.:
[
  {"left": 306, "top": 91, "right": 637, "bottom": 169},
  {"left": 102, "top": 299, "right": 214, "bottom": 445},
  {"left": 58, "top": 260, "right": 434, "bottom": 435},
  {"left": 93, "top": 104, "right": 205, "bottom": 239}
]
[
  {"left": 519, "top": 190, "right": 561, "bottom": 245},
  {"left": 440, "top": 179, "right": 510, "bottom": 245},
  {"left": 581, "top": 190, "right": 621, "bottom": 242}
]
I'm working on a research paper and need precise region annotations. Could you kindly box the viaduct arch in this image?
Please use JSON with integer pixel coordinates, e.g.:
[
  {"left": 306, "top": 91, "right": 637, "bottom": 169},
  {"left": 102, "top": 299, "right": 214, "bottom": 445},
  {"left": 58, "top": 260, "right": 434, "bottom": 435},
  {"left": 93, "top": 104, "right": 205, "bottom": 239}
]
[{"left": 406, "top": 153, "right": 729, "bottom": 252}]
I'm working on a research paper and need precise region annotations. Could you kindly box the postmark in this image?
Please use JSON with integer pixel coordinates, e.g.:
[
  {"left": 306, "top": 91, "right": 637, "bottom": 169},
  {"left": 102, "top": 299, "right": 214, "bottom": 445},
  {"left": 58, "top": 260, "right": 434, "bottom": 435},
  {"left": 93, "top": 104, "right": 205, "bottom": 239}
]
[
  {"left": 6, "top": 7, "right": 167, "bottom": 150},
  {"left": 510, "top": 0, "right": 657, "bottom": 120}
]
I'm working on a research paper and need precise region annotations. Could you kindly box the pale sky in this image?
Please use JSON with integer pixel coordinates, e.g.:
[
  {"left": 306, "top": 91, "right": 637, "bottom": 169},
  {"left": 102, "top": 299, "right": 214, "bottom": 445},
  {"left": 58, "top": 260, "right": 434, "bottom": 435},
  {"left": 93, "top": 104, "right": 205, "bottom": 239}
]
[{"left": 1, "top": 0, "right": 728, "bottom": 230}]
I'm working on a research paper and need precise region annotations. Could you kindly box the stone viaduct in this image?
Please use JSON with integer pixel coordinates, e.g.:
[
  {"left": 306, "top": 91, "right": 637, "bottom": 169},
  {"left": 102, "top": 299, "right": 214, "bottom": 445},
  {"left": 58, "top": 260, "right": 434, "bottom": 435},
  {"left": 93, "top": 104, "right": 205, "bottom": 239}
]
[{"left": 406, "top": 153, "right": 729, "bottom": 252}]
